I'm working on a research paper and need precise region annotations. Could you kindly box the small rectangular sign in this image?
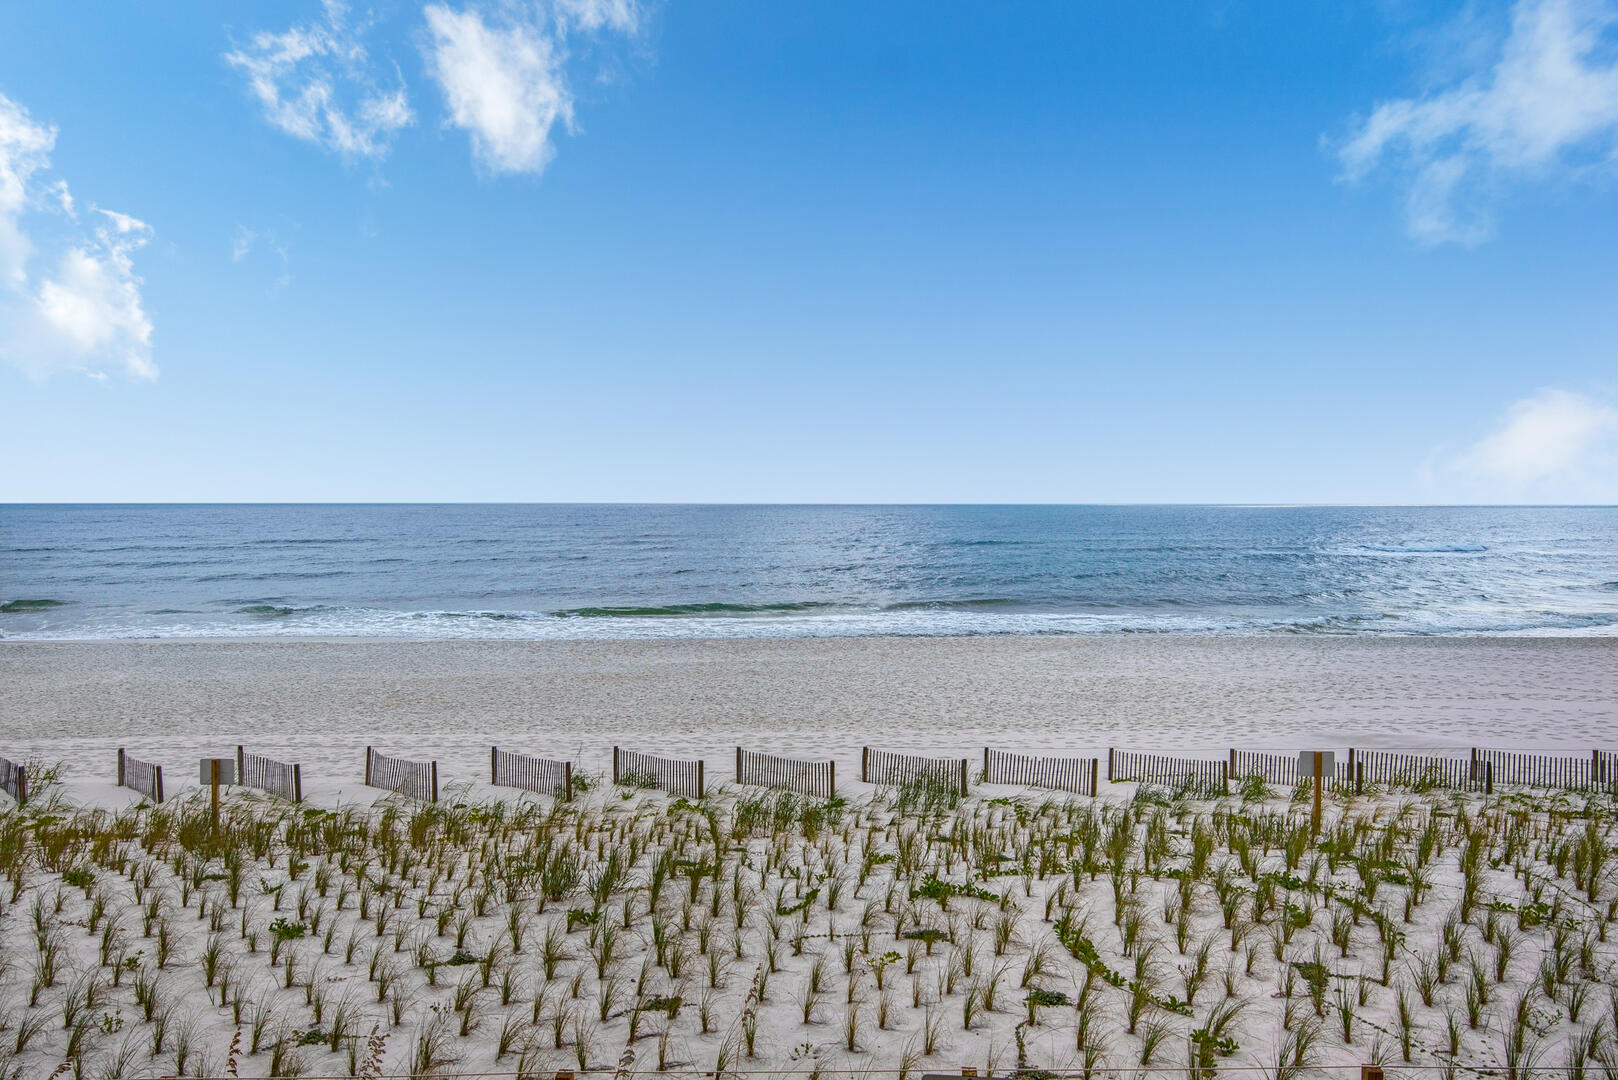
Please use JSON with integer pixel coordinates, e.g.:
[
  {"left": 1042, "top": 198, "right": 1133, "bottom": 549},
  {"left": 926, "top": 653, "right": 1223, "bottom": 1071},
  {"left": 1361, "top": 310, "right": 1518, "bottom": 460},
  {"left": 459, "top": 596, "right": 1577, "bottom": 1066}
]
[
  {"left": 199, "top": 758, "right": 235, "bottom": 785},
  {"left": 1297, "top": 751, "right": 1335, "bottom": 776}
]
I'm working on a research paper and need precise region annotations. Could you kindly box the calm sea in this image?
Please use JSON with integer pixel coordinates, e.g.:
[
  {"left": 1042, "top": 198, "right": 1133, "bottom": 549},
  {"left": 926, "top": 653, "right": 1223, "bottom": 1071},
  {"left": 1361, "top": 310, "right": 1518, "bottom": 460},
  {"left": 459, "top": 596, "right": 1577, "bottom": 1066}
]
[{"left": 1, "top": 505, "right": 1614, "bottom": 639}]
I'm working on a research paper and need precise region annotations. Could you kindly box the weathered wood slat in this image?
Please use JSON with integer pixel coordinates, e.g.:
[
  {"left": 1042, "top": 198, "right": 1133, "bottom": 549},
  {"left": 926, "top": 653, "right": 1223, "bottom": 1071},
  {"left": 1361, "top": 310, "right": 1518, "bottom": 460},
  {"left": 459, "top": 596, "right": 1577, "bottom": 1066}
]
[
  {"left": 861, "top": 747, "right": 968, "bottom": 795},
  {"left": 490, "top": 747, "right": 573, "bottom": 800},
  {"left": 365, "top": 747, "right": 438, "bottom": 802},
  {"left": 982, "top": 748, "right": 1098, "bottom": 796},
  {"left": 735, "top": 747, "right": 834, "bottom": 799},
  {"left": 614, "top": 747, "right": 704, "bottom": 799}
]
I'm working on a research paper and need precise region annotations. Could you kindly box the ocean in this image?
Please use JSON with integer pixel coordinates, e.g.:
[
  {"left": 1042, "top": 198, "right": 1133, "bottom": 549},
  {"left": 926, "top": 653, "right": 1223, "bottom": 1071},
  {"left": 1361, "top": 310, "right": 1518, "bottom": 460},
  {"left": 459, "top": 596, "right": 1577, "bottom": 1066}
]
[{"left": 1, "top": 504, "right": 1614, "bottom": 640}]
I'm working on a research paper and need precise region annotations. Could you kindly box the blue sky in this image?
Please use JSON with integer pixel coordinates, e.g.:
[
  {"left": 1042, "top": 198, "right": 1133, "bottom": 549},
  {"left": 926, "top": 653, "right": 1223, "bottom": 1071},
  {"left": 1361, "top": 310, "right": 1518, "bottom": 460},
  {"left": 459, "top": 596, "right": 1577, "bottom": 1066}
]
[{"left": 1, "top": 0, "right": 1615, "bottom": 503}]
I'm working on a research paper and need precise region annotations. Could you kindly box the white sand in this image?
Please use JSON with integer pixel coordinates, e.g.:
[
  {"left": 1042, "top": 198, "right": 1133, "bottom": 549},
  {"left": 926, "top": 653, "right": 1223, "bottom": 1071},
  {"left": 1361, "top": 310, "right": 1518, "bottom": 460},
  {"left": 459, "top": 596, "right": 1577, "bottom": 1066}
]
[
  {"left": 3, "top": 635, "right": 1617, "bottom": 1078},
  {"left": 2, "top": 635, "right": 1615, "bottom": 800}
]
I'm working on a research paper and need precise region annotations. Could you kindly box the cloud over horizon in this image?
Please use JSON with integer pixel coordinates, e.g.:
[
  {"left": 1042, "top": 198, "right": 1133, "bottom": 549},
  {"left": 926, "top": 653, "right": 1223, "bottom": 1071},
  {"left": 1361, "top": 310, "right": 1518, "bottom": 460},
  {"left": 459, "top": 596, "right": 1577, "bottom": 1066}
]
[
  {"left": 1338, "top": 0, "right": 1618, "bottom": 244},
  {"left": 1433, "top": 388, "right": 1618, "bottom": 502},
  {"left": 0, "top": 91, "right": 156, "bottom": 381}
]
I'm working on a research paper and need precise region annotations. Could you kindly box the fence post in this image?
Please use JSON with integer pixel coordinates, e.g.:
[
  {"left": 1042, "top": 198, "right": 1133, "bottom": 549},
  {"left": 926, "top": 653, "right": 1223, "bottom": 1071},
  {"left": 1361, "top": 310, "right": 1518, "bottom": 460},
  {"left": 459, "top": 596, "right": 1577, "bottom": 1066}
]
[
  {"left": 364, "top": 746, "right": 373, "bottom": 787},
  {"left": 697, "top": 760, "right": 705, "bottom": 800},
  {"left": 1594, "top": 749, "right": 1602, "bottom": 787},
  {"left": 983, "top": 747, "right": 990, "bottom": 782},
  {"left": 1310, "top": 752, "right": 1323, "bottom": 837},
  {"left": 736, "top": 746, "right": 743, "bottom": 785},
  {"left": 1470, "top": 748, "right": 1478, "bottom": 783},
  {"left": 1107, "top": 748, "right": 1114, "bottom": 782},
  {"left": 613, "top": 747, "right": 621, "bottom": 786},
  {"left": 1089, "top": 758, "right": 1099, "bottom": 798},
  {"left": 154, "top": 766, "right": 164, "bottom": 804},
  {"left": 828, "top": 759, "right": 835, "bottom": 797},
  {"left": 1355, "top": 760, "right": 1363, "bottom": 796},
  {"left": 237, "top": 745, "right": 245, "bottom": 783},
  {"left": 491, "top": 746, "right": 498, "bottom": 784},
  {"left": 1485, "top": 761, "right": 1493, "bottom": 796},
  {"left": 1228, "top": 748, "right": 1236, "bottom": 778},
  {"left": 861, "top": 747, "right": 869, "bottom": 784},
  {"left": 292, "top": 764, "right": 303, "bottom": 804},
  {"left": 959, "top": 759, "right": 968, "bottom": 797},
  {"left": 564, "top": 761, "right": 574, "bottom": 802},
  {"left": 430, "top": 761, "right": 439, "bottom": 803},
  {"left": 118, "top": 747, "right": 126, "bottom": 788}
]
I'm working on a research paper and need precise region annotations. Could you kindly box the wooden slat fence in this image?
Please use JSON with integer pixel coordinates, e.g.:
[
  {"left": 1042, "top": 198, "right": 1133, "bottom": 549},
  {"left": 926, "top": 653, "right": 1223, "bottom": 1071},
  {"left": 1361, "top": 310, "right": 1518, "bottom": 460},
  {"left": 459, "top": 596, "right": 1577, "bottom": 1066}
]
[
  {"left": 1355, "top": 750, "right": 1472, "bottom": 792},
  {"left": 982, "top": 748, "right": 1098, "bottom": 796},
  {"left": 1229, "top": 749, "right": 1356, "bottom": 791},
  {"left": 1471, "top": 748, "right": 1615, "bottom": 792},
  {"left": 1599, "top": 751, "right": 1618, "bottom": 789},
  {"left": 861, "top": 747, "right": 969, "bottom": 795},
  {"left": 236, "top": 746, "right": 302, "bottom": 802},
  {"left": 365, "top": 747, "right": 438, "bottom": 802},
  {"left": 735, "top": 747, "right": 834, "bottom": 799},
  {"left": 491, "top": 746, "right": 573, "bottom": 800},
  {"left": 0, "top": 755, "right": 25, "bottom": 805},
  {"left": 1229, "top": 750, "right": 1304, "bottom": 787},
  {"left": 613, "top": 747, "right": 704, "bottom": 799},
  {"left": 117, "top": 748, "right": 164, "bottom": 804},
  {"left": 1107, "top": 748, "right": 1228, "bottom": 795}
]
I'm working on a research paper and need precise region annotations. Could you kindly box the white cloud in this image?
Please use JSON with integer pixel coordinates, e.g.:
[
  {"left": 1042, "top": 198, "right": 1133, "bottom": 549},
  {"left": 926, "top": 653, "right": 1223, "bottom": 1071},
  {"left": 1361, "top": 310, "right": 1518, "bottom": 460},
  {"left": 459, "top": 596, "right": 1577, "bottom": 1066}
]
[
  {"left": 0, "top": 91, "right": 156, "bottom": 381},
  {"left": 1337, "top": 0, "right": 1618, "bottom": 244},
  {"left": 1437, "top": 389, "right": 1618, "bottom": 501},
  {"left": 422, "top": 5, "right": 573, "bottom": 175},
  {"left": 554, "top": 0, "right": 639, "bottom": 35},
  {"left": 226, "top": 0, "right": 415, "bottom": 160}
]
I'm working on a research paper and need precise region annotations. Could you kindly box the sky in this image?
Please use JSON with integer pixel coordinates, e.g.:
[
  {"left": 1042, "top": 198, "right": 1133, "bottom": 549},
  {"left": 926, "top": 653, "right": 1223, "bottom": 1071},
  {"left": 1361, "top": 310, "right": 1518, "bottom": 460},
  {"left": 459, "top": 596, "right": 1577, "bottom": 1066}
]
[{"left": 1, "top": 0, "right": 1616, "bottom": 504}]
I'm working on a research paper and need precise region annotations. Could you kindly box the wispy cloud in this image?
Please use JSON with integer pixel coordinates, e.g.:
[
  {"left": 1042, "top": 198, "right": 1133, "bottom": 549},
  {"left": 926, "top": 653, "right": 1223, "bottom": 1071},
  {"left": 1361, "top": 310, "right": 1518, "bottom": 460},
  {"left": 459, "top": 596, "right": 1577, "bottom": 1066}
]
[
  {"left": 1336, "top": 0, "right": 1618, "bottom": 244},
  {"left": 1430, "top": 388, "right": 1618, "bottom": 501},
  {"left": 226, "top": 0, "right": 415, "bottom": 161},
  {"left": 229, "top": 0, "right": 641, "bottom": 177},
  {"left": 0, "top": 91, "right": 156, "bottom": 381},
  {"left": 422, "top": 5, "right": 573, "bottom": 175},
  {"left": 421, "top": 0, "right": 641, "bottom": 176}
]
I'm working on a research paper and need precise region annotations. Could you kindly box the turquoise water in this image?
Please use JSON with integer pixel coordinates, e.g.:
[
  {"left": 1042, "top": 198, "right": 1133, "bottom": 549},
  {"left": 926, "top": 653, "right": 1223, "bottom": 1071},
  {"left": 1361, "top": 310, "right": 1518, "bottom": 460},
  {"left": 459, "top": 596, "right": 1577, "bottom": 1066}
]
[{"left": 1, "top": 504, "right": 1614, "bottom": 639}]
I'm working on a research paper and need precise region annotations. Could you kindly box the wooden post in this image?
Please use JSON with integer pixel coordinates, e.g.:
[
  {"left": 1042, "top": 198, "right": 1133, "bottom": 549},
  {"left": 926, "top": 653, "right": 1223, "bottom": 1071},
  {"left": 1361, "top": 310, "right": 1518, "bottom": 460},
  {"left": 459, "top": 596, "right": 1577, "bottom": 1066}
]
[
  {"left": 1311, "top": 751, "right": 1323, "bottom": 838},
  {"left": 563, "top": 761, "right": 573, "bottom": 802},
  {"left": 735, "top": 746, "right": 743, "bottom": 784},
  {"left": 1485, "top": 761, "right": 1493, "bottom": 796},
  {"left": 1361, "top": 1066, "right": 1385, "bottom": 1080},
  {"left": 210, "top": 758, "right": 221, "bottom": 828},
  {"left": 1107, "top": 748, "right": 1114, "bottom": 782},
  {"left": 1090, "top": 758, "right": 1099, "bottom": 798},
  {"left": 364, "top": 746, "right": 373, "bottom": 787},
  {"left": 959, "top": 758, "right": 968, "bottom": 797},
  {"left": 491, "top": 746, "right": 498, "bottom": 784},
  {"left": 1228, "top": 748, "right": 1236, "bottom": 778},
  {"left": 154, "top": 766, "right": 164, "bottom": 804},
  {"left": 1594, "top": 749, "right": 1602, "bottom": 787},
  {"left": 696, "top": 760, "right": 705, "bottom": 799},
  {"left": 1346, "top": 747, "right": 1355, "bottom": 789},
  {"left": 292, "top": 764, "right": 303, "bottom": 804},
  {"left": 983, "top": 747, "right": 991, "bottom": 782},
  {"left": 16, "top": 767, "right": 25, "bottom": 806},
  {"left": 828, "top": 759, "right": 835, "bottom": 797},
  {"left": 430, "top": 761, "right": 440, "bottom": 804},
  {"left": 861, "top": 746, "right": 870, "bottom": 784},
  {"left": 237, "top": 745, "right": 245, "bottom": 784},
  {"left": 118, "top": 747, "right": 126, "bottom": 787},
  {"left": 1356, "top": 760, "right": 1364, "bottom": 796},
  {"left": 612, "top": 746, "right": 621, "bottom": 785}
]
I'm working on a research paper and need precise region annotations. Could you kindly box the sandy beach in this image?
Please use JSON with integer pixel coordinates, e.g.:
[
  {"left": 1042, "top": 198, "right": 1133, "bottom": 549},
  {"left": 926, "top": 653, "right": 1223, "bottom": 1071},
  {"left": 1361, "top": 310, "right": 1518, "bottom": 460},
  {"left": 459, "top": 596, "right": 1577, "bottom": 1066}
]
[{"left": 5, "top": 634, "right": 1614, "bottom": 799}]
